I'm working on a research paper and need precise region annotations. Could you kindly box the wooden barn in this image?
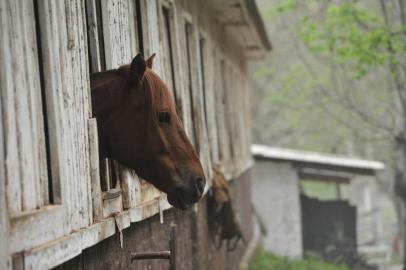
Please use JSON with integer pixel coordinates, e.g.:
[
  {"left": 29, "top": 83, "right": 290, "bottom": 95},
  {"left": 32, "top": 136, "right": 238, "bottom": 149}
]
[{"left": 0, "top": 0, "right": 270, "bottom": 269}]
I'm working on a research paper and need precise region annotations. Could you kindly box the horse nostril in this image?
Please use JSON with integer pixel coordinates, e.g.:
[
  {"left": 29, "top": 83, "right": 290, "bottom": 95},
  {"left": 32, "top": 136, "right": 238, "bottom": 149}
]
[{"left": 195, "top": 177, "right": 205, "bottom": 195}]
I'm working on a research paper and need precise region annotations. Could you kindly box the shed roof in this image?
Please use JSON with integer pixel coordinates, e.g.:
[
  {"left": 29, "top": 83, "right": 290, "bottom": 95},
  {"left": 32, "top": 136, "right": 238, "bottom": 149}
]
[
  {"left": 208, "top": 0, "right": 271, "bottom": 58},
  {"left": 252, "top": 144, "right": 385, "bottom": 177}
]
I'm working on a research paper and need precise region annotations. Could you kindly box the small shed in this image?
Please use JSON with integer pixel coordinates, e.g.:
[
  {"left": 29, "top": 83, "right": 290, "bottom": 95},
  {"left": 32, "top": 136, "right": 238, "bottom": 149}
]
[{"left": 251, "top": 144, "right": 385, "bottom": 259}]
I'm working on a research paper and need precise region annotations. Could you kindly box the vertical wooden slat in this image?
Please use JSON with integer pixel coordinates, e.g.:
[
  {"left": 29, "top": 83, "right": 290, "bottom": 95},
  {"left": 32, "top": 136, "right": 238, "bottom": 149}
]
[
  {"left": 102, "top": 0, "right": 133, "bottom": 68},
  {"left": 203, "top": 42, "right": 220, "bottom": 167},
  {"left": 35, "top": 0, "right": 83, "bottom": 232},
  {"left": 2, "top": 0, "right": 50, "bottom": 214},
  {"left": 159, "top": 4, "right": 175, "bottom": 97},
  {"left": 193, "top": 32, "right": 212, "bottom": 182},
  {"left": 146, "top": 0, "right": 163, "bottom": 76},
  {"left": 162, "top": 0, "right": 184, "bottom": 119},
  {"left": 88, "top": 118, "right": 103, "bottom": 221},
  {"left": 121, "top": 168, "right": 141, "bottom": 209},
  {"left": 127, "top": 0, "right": 138, "bottom": 55},
  {"left": 85, "top": 0, "right": 104, "bottom": 73},
  {"left": 216, "top": 56, "right": 232, "bottom": 174},
  {"left": 176, "top": 15, "right": 194, "bottom": 141},
  {"left": 0, "top": 1, "right": 12, "bottom": 267},
  {"left": 60, "top": 0, "right": 93, "bottom": 230},
  {"left": 3, "top": 0, "right": 23, "bottom": 215},
  {"left": 25, "top": 0, "right": 49, "bottom": 208},
  {"left": 14, "top": 0, "right": 39, "bottom": 211}
]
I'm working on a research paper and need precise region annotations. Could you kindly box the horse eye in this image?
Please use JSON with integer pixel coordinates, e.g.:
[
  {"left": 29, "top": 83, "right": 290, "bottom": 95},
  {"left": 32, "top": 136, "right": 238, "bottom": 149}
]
[{"left": 158, "top": 111, "right": 171, "bottom": 123}]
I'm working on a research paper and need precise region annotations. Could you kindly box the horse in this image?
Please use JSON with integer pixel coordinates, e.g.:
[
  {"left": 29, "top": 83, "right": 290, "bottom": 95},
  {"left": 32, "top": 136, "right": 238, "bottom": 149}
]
[{"left": 90, "top": 54, "right": 205, "bottom": 209}]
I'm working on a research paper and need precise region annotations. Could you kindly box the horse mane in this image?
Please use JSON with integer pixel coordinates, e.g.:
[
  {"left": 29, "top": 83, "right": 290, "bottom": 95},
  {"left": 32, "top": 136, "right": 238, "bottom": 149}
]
[
  {"left": 90, "top": 65, "right": 179, "bottom": 128},
  {"left": 143, "top": 69, "right": 180, "bottom": 128}
]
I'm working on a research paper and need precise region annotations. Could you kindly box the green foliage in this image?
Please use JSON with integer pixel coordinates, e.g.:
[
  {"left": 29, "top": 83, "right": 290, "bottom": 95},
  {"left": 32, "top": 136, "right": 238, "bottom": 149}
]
[
  {"left": 298, "top": 2, "right": 403, "bottom": 78},
  {"left": 263, "top": 0, "right": 298, "bottom": 21},
  {"left": 254, "top": 65, "right": 273, "bottom": 79},
  {"left": 249, "top": 251, "right": 351, "bottom": 270},
  {"left": 301, "top": 181, "right": 340, "bottom": 200}
]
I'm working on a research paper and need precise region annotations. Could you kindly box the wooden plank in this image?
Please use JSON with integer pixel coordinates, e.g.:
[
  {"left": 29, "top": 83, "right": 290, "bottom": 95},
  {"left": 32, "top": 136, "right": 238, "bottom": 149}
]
[
  {"left": 23, "top": 0, "right": 50, "bottom": 209},
  {"left": 0, "top": 3, "right": 11, "bottom": 267},
  {"left": 101, "top": 0, "right": 133, "bottom": 68},
  {"left": 199, "top": 36, "right": 219, "bottom": 169},
  {"left": 216, "top": 56, "right": 232, "bottom": 176},
  {"left": 145, "top": 0, "right": 163, "bottom": 76},
  {"left": 13, "top": 0, "right": 39, "bottom": 212},
  {"left": 140, "top": 179, "right": 161, "bottom": 205},
  {"left": 1, "top": 0, "right": 52, "bottom": 214},
  {"left": 127, "top": 0, "right": 138, "bottom": 55},
  {"left": 138, "top": 0, "right": 150, "bottom": 56},
  {"left": 60, "top": 0, "right": 92, "bottom": 231},
  {"left": 21, "top": 202, "right": 177, "bottom": 269},
  {"left": 85, "top": 0, "right": 104, "bottom": 72},
  {"left": 158, "top": 3, "right": 175, "bottom": 97},
  {"left": 88, "top": 118, "right": 103, "bottom": 222},
  {"left": 10, "top": 205, "right": 64, "bottom": 253},
  {"left": 36, "top": 0, "right": 65, "bottom": 207},
  {"left": 120, "top": 166, "right": 140, "bottom": 209},
  {"left": 193, "top": 1, "right": 219, "bottom": 181},
  {"left": 102, "top": 192, "right": 123, "bottom": 218},
  {"left": 193, "top": 31, "right": 212, "bottom": 183},
  {"left": 2, "top": 0, "right": 23, "bottom": 215},
  {"left": 165, "top": 0, "right": 186, "bottom": 121},
  {"left": 24, "top": 218, "right": 116, "bottom": 270},
  {"left": 175, "top": 11, "right": 194, "bottom": 141}
]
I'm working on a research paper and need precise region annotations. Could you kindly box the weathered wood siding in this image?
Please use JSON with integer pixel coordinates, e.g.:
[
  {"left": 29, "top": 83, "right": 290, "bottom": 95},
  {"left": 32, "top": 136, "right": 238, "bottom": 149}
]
[
  {"left": 1, "top": 0, "right": 93, "bottom": 258},
  {"left": 0, "top": 0, "right": 256, "bottom": 268},
  {"left": 54, "top": 171, "right": 254, "bottom": 270}
]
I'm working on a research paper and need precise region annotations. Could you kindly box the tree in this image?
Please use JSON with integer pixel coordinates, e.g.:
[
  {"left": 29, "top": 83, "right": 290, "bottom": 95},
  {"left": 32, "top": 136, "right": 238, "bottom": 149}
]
[{"left": 251, "top": 0, "right": 406, "bottom": 266}]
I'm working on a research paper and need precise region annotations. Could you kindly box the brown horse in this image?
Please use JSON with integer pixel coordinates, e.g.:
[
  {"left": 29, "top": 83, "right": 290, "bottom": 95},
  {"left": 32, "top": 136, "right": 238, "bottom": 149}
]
[{"left": 90, "top": 54, "right": 205, "bottom": 209}]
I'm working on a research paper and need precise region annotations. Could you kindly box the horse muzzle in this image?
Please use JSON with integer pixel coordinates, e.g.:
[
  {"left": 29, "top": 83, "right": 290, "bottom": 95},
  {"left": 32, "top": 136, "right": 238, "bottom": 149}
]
[{"left": 167, "top": 174, "right": 206, "bottom": 209}]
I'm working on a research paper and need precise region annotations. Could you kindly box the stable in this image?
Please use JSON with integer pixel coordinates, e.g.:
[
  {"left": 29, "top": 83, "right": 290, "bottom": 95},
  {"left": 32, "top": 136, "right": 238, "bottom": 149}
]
[
  {"left": 0, "top": 1, "right": 270, "bottom": 269},
  {"left": 251, "top": 144, "right": 385, "bottom": 259}
]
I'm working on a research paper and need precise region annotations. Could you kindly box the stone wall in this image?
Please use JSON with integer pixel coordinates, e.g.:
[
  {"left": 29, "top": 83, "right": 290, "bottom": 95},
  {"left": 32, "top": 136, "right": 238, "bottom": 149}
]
[{"left": 251, "top": 160, "right": 303, "bottom": 258}]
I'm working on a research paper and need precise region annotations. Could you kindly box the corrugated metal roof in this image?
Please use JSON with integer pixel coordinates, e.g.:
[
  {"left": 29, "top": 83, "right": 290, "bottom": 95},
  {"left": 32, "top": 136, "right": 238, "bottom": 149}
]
[{"left": 252, "top": 144, "right": 385, "bottom": 171}]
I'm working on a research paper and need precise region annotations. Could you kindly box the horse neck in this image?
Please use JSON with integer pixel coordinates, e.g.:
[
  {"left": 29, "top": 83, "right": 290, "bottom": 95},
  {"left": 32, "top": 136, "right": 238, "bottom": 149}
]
[
  {"left": 91, "top": 76, "right": 127, "bottom": 157},
  {"left": 91, "top": 77, "right": 124, "bottom": 122}
]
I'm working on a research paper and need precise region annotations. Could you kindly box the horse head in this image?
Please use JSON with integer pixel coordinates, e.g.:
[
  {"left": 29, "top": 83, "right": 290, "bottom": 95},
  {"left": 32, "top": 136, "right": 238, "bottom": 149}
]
[{"left": 90, "top": 54, "right": 206, "bottom": 209}]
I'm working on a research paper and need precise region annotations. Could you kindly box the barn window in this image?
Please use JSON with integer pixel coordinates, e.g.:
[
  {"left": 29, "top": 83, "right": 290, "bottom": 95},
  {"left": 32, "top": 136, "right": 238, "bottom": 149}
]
[
  {"left": 184, "top": 21, "right": 199, "bottom": 153},
  {"left": 160, "top": 3, "right": 182, "bottom": 118},
  {"left": 198, "top": 36, "right": 209, "bottom": 139},
  {"left": 222, "top": 61, "right": 236, "bottom": 161}
]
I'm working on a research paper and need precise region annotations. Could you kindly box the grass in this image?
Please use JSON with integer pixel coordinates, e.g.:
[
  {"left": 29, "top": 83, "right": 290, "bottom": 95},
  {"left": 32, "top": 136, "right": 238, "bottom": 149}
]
[{"left": 249, "top": 251, "right": 351, "bottom": 270}]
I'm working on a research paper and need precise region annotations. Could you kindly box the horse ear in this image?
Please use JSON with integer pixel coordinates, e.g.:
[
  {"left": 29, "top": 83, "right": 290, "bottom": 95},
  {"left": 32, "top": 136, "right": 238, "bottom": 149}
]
[
  {"left": 145, "top": 53, "right": 156, "bottom": 69},
  {"left": 129, "top": 53, "right": 146, "bottom": 86}
]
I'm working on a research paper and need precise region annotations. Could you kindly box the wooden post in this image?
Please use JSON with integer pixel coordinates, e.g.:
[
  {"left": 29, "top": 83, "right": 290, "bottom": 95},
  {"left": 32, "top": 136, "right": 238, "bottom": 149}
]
[
  {"left": 169, "top": 225, "right": 177, "bottom": 270},
  {"left": 88, "top": 118, "right": 103, "bottom": 221}
]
